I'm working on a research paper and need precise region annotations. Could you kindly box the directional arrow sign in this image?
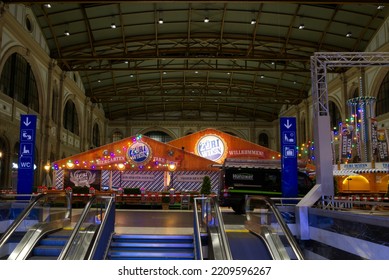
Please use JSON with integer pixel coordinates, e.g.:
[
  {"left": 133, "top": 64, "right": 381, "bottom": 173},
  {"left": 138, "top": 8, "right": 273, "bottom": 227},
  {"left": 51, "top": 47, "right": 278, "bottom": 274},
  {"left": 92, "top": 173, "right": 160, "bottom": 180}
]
[
  {"left": 284, "top": 119, "right": 293, "bottom": 129},
  {"left": 280, "top": 117, "right": 298, "bottom": 197},
  {"left": 17, "top": 115, "right": 37, "bottom": 194},
  {"left": 23, "top": 116, "right": 32, "bottom": 126}
]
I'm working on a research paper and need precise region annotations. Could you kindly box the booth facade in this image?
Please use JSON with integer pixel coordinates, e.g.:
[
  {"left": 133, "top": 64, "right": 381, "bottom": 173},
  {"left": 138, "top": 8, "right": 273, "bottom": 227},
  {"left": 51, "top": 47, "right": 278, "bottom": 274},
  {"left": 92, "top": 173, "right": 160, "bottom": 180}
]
[{"left": 52, "top": 129, "right": 282, "bottom": 194}]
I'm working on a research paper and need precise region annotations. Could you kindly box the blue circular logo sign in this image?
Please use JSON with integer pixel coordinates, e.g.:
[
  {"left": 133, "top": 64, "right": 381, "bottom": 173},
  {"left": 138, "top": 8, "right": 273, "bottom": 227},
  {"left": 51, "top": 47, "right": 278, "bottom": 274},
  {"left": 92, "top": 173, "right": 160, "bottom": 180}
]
[
  {"left": 126, "top": 141, "right": 152, "bottom": 165},
  {"left": 195, "top": 134, "right": 227, "bottom": 163}
]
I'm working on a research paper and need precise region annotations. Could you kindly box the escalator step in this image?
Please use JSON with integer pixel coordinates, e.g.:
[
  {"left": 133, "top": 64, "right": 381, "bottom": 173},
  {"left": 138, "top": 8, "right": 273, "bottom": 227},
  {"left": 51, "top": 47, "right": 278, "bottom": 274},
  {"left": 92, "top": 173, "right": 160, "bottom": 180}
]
[
  {"left": 112, "top": 234, "right": 193, "bottom": 241},
  {"left": 108, "top": 250, "right": 194, "bottom": 260},
  {"left": 110, "top": 242, "right": 194, "bottom": 249},
  {"left": 39, "top": 238, "right": 68, "bottom": 246},
  {"left": 32, "top": 245, "right": 63, "bottom": 257},
  {"left": 28, "top": 256, "right": 58, "bottom": 260}
]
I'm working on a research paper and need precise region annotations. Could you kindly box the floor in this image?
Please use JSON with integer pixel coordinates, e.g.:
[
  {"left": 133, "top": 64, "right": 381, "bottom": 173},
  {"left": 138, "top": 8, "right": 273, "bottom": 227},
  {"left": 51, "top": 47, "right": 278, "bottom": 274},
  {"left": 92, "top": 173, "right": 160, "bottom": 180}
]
[{"left": 111, "top": 208, "right": 246, "bottom": 235}]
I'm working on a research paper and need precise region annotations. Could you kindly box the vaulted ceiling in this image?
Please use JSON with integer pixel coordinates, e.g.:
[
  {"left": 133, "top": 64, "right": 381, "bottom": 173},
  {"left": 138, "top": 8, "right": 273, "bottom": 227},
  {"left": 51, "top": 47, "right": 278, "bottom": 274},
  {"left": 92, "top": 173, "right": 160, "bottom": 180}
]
[{"left": 9, "top": 1, "right": 389, "bottom": 122}]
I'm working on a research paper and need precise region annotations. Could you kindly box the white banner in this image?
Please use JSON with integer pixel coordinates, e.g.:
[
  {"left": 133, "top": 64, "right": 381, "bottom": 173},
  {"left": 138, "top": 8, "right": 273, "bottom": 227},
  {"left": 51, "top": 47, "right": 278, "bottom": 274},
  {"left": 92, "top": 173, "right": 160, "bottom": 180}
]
[{"left": 1, "top": 260, "right": 386, "bottom": 280}]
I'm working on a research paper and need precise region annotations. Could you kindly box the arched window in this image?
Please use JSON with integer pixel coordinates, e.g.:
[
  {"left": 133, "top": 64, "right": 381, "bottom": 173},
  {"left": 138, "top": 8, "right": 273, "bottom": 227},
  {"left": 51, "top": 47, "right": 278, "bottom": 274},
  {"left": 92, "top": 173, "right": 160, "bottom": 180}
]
[
  {"left": 92, "top": 123, "right": 100, "bottom": 147},
  {"left": 329, "top": 101, "right": 342, "bottom": 130},
  {"left": 63, "top": 100, "right": 79, "bottom": 135},
  {"left": 112, "top": 131, "right": 123, "bottom": 142},
  {"left": 144, "top": 131, "right": 172, "bottom": 143},
  {"left": 0, "top": 53, "right": 39, "bottom": 112},
  {"left": 258, "top": 133, "right": 269, "bottom": 148},
  {"left": 376, "top": 72, "right": 389, "bottom": 116}
]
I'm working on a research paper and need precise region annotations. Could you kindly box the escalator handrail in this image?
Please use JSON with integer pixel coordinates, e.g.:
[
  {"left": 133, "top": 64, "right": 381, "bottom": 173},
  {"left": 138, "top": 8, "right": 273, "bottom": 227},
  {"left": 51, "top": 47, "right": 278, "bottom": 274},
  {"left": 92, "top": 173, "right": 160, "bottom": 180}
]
[
  {"left": 245, "top": 195, "right": 304, "bottom": 260},
  {"left": 193, "top": 196, "right": 232, "bottom": 260},
  {"left": 87, "top": 195, "right": 116, "bottom": 260},
  {"left": 192, "top": 198, "right": 203, "bottom": 260},
  {"left": 211, "top": 197, "right": 232, "bottom": 260},
  {"left": 0, "top": 193, "right": 46, "bottom": 248},
  {"left": 58, "top": 195, "right": 97, "bottom": 260}
]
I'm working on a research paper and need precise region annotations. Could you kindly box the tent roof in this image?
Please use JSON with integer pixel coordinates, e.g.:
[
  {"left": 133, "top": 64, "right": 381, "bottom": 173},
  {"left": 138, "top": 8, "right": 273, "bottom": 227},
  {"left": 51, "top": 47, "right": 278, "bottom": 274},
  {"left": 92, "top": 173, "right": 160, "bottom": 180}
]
[{"left": 52, "top": 134, "right": 219, "bottom": 171}]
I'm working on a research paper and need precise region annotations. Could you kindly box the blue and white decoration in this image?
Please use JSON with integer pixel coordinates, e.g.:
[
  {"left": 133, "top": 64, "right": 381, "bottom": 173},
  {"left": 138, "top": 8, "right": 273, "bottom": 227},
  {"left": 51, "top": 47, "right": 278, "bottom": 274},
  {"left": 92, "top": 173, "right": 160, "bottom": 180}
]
[
  {"left": 195, "top": 134, "right": 227, "bottom": 162},
  {"left": 126, "top": 141, "right": 152, "bottom": 166}
]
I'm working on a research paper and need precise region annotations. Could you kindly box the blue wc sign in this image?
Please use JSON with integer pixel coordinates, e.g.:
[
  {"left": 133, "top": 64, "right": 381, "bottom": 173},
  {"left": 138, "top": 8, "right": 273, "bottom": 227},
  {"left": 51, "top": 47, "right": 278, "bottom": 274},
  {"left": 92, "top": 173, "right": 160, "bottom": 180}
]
[
  {"left": 280, "top": 117, "right": 298, "bottom": 197},
  {"left": 17, "top": 115, "right": 37, "bottom": 194}
]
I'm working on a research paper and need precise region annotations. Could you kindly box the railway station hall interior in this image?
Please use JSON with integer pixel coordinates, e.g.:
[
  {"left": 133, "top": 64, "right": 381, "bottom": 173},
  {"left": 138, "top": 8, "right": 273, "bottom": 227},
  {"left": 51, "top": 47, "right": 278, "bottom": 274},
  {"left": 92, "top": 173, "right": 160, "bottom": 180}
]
[{"left": 1, "top": 1, "right": 389, "bottom": 260}]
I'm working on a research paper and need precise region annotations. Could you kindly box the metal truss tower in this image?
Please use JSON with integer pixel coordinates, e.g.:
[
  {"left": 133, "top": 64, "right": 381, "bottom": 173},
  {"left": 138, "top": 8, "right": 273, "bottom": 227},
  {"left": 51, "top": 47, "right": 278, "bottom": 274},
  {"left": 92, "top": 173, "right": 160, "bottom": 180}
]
[{"left": 311, "top": 52, "right": 389, "bottom": 197}]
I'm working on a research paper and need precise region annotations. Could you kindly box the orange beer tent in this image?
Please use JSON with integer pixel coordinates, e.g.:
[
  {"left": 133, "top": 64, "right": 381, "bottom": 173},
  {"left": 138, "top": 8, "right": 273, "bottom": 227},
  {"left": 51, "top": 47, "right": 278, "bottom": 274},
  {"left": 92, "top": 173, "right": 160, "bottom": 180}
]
[
  {"left": 167, "top": 128, "right": 281, "bottom": 163},
  {"left": 51, "top": 135, "right": 220, "bottom": 192}
]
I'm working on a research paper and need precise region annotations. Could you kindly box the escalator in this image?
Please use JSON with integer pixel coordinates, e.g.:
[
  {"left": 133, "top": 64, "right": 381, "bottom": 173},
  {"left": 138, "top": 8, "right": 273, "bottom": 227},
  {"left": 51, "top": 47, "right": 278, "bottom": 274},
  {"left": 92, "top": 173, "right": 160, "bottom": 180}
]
[
  {"left": 225, "top": 195, "right": 304, "bottom": 260},
  {"left": 226, "top": 230, "right": 272, "bottom": 260},
  {"left": 0, "top": 192, "right": 115, "bottom": 260},
  {"left": 195, "top": 195, "right": 304, "bottom": 260},
  {"left": 106, "top": 234, "right": 196, "bottom": 260},
  {"left": 27, "top": 228, "right": 73, "bottom": 260}
]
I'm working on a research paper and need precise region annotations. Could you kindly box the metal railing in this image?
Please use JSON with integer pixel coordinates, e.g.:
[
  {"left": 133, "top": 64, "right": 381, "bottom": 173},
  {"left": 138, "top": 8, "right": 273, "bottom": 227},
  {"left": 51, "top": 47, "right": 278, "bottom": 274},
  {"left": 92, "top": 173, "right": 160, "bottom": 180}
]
[
  {"left": 245, "top": 195, "right": 304, "bottom": 260},
  {"left": 0, "top": 192, "right": 71, "bottom": 250},
  {"left": 193, "top": 196, "right": 232, "bottom": 260}
]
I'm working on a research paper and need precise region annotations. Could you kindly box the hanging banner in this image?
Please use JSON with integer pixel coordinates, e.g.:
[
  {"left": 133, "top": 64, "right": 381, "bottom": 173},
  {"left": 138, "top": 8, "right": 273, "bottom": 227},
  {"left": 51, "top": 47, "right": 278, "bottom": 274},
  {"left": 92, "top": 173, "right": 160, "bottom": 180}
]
[
  {"left": 370, "top": 118, "right": 378, "bottom": 157},
  {"left": 376, "top": 129, "right": 389, "bottom": 162},
  {"left": 340, "top": 123, "right": 353, "bottom": 161},
  {"left": 64, "top": 169, "right": 102, "bottom": 190}
]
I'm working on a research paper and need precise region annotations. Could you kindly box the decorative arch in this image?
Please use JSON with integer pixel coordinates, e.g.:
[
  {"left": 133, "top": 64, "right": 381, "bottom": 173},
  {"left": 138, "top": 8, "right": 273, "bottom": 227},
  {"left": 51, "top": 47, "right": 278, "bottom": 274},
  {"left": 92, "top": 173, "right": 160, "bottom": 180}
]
[
  {"left": 258, "top": 132, "right": 269, "bottom": 148},
  {"left": 184, "top": 129, "right": 195, "bottom": 136},
  {"left": 62, "top": 98, "right": 80, "bottom": 136},
  {"left": 92, "top": 121, "right": 101, "bottom": 148},
  {"left": 111, "top": 129, "right": 124, "bottom": 142},
  {"left": 216, "top": 127, "right": 246, "bottom": 140},
  {"left": 0, "top": 47, "right": 43, "bottom": 114},
  {"left": 328, "top": 99, "right": 342, "bottom": 130},
  {"left": 138, "top": 127, "right": 176, "bottom": 142},
  {"left": 372, "top": 70, "right": 389, "bottom": 117}
]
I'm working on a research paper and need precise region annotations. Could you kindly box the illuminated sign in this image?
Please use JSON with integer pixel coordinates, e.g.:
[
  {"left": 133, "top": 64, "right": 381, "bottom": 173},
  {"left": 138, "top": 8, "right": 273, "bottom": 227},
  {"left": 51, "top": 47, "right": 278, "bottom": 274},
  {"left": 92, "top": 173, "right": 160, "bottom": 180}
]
[
  {"left": 195, "top": 134, "right": 227, "bottom": 163},
  {"left": 126, "top": 141, "right": 152, "bottom": 165}
]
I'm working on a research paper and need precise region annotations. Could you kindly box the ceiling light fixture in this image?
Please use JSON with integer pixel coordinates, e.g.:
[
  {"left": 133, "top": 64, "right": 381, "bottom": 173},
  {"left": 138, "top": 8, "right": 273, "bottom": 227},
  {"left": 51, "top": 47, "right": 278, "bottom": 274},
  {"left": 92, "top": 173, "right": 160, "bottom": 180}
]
[
  {"left": 346, "top": 32, "right": 352, "bottom": 38},
  {"left": 251, "top": 19, "right": 256, "bottom": 25},
  {"left": 64, "top": 30, "right": 70, "bottom": 36},
  {"left": 111, "top": 23, "right": 116, "bottom": 29},
  {"left": 299, "top": 24, "right": 305, "bottom": 30},
  {"left": 204, "top": 17, "right": 209, "bottom": 23},
  {"left": 158, "top": 18, "right": 164, "bottom": 24},
  {"left": 377, "top": 5, "right": 385, "bottom": 10},
  {"left": 43, "top": 3, "right": 51, "bottom": 8}
]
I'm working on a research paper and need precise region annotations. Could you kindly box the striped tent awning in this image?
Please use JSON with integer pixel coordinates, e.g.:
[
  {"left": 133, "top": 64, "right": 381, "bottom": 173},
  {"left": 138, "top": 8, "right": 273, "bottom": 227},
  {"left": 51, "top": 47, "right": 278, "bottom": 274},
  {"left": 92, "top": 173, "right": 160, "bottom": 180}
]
[
  {"left": 333, "top": 170, "right": 357, "bottom": 176},
  {"left": 352, "top": 169, "right": 388, "bottom": 174},
  {"left": 333, "top": 169, "right": 388, "bottom": 176}
]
